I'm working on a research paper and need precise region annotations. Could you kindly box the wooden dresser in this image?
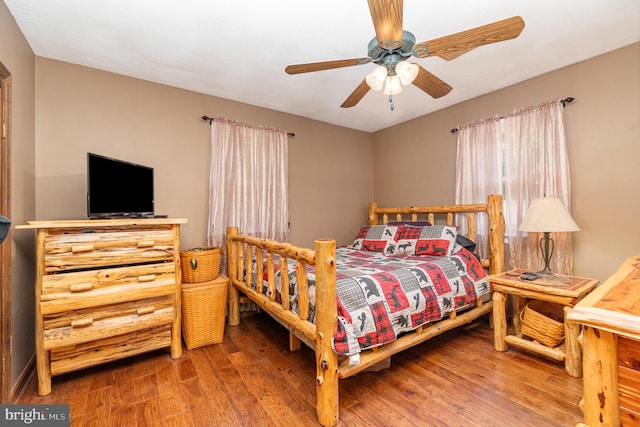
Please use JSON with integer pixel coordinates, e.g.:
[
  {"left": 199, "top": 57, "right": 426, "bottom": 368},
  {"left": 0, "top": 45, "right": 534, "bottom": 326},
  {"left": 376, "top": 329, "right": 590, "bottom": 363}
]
[
  {"left": 17, "top": 218, "right": 187, "bottom": 395},
  {"left": 567, "top": 254, "right": 640, "bottom": 426}
]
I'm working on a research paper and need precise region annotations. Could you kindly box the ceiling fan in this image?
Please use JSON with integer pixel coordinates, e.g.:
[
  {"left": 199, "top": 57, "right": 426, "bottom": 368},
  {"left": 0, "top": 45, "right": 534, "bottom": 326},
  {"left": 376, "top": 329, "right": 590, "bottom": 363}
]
[{"left": 285, "top": 0, "right": 525, "bottom": 109}]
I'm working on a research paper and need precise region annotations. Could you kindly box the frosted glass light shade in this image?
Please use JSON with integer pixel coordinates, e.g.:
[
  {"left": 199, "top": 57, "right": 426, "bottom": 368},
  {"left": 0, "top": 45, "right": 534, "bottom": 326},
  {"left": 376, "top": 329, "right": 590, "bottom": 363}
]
[
  {"left": 365, "top": 65, "right": 387, "bottom": 91},
  {"left": 519, "top": 197, "right": 580, "bottom": 232},
  {"left": 383, "top": 75, "right": 403, "bottom": 95},
  {"left": 396, "top": 61, "right": 419, "bottom": 85}
]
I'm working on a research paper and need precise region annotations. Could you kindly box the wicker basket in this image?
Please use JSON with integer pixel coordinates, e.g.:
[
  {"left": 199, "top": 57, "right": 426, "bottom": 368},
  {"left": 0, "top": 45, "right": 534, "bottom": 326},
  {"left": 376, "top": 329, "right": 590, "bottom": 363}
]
[
  {"left": 520, "top": 300, "right": 565, "bottom": 347},
  {"left": 181, "top": 275, "right": 228, "bottom": 350},
  {"left": 180, "top": 246, "right": 221, "bottom": 283}
]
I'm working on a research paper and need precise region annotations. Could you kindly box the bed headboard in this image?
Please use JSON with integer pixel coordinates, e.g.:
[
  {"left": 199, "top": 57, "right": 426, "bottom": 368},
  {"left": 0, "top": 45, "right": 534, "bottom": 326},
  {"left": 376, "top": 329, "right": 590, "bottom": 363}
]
[{"left": 367, "top": 194, "right": 505, "bottom": 274}]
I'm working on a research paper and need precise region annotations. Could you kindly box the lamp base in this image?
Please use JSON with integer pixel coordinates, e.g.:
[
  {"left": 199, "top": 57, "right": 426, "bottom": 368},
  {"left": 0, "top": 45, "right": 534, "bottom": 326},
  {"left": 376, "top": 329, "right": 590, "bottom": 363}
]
[
  {"left": 538, "top": 232, "right": 555, "bottom": 277},
  {"left": 536, "top": 266, "right": 554, "bottom": 276}
]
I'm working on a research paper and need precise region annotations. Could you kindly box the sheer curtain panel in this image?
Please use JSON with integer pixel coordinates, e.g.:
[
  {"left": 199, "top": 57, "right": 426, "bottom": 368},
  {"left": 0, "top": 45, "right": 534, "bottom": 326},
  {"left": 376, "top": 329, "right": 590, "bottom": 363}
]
[
  {"left": 454, "top": 116, "right": 503, "bottom": 259},
  {"left": 207, "top": 118, "right": 289, "bottom": 250},
  {"left": 503, "top": 100, "right": 573, "bottom": 274},
  {"left": 455, "top": 99, "right": 574, "bottom": 274}
]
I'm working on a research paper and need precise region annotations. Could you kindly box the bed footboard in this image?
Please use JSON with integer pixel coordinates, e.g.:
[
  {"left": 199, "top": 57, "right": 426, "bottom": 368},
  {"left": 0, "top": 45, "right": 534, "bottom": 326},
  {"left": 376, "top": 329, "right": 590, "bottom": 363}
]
[{"left": 226, "top": 227, "right": 340, "bottom": 426}]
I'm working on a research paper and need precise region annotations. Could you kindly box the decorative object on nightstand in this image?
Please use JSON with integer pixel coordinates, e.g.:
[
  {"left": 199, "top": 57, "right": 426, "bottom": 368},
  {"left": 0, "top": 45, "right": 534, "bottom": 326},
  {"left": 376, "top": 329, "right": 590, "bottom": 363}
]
[
  {"left": 489, "top": 270, "right": 598, "bottom": 377},
  {"left": 518, "top": 197, "right": 579, "bottom": 275}
]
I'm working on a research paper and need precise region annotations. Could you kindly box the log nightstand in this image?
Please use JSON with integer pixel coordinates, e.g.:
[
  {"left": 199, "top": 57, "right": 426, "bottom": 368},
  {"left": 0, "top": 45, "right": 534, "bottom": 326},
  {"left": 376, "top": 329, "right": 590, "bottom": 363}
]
[{"left": 489, "top": 270, "right": 598, "bottom": 377}]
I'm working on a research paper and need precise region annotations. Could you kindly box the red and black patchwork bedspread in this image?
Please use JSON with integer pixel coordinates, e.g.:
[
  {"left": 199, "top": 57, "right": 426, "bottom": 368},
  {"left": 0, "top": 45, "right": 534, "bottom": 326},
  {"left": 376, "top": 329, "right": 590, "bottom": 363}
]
[{"left": 268, "top": 247, "right": 489, "bottom": 357}]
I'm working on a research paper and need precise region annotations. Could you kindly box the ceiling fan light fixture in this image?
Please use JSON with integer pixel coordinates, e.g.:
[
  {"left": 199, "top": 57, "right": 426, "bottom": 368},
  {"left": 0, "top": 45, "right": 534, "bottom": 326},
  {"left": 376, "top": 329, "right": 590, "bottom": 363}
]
[
  {"left": 396, "top": 61, "right": 419, "bottom": 85},
  {"left": 365, "top": 65, "right": 387, "bottom": 91},
  {"left": 383, "top": 75, "right": 403, "bottom": 96}
]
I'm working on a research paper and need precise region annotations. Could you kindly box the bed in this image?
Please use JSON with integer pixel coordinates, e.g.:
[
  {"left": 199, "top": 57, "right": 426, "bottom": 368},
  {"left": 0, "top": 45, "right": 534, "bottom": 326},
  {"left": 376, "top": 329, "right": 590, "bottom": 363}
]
[{"left": 226, "top": 195, "right": 505, "bottom": 426}]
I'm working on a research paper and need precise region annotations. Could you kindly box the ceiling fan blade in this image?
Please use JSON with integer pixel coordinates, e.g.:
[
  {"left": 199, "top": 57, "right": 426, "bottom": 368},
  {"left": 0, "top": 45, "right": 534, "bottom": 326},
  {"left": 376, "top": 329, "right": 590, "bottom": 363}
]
[
  {"left": 413, "top": 16, "right": 525, "bottom": 59},
  {"left": 411, "top": 64, "right": 452, "bottom": 99},
  {"left": 285, "top": 58, "right": 371, "bottom": 74},
  {"left": 341, "top": 80, "right": 371, "bottom": 108},
  {"left": 437, "top": 48, "right": 474, "bottom": 61},
  {"left": 367, "top": 0, "right": 404, "bottom": 51}
]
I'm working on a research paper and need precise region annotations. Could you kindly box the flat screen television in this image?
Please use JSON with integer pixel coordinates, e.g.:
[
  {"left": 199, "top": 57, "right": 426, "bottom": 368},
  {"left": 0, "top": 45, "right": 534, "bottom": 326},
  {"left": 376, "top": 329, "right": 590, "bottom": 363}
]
[{"left": 87, "top": 152, "right": 155, "bottom": 218}]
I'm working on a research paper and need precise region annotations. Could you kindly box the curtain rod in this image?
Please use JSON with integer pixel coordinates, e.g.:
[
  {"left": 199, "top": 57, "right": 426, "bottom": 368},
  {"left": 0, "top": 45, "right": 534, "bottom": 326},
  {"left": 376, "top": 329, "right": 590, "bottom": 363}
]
[
  {"left": 201, "top": 116, "right": 295, "bottom": 137},
  {"left": 449, "top": 97, "right": 575, "bottom": 134}
]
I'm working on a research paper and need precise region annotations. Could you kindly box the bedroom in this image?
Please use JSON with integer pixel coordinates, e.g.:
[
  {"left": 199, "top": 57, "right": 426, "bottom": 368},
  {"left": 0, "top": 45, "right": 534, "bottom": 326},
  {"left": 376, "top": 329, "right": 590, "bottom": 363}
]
[{"left": 1, "top": 0, "right": 639, "bottom": 425}]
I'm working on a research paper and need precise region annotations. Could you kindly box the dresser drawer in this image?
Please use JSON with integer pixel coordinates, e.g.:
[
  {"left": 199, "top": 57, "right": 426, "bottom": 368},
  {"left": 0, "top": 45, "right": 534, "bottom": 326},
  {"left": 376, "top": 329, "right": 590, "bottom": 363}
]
[
  {"left": 43, "top": 227, "right": 174, "bottom": 272},
  {"left": 619, "top": 337, "right": 640, "bottom": 418},
  {"left": 43, "top": 295, "right": 174, "bottom": 350},
  {"left": 49, "top": 324, "right": 172, "bottom": 376},
  {"left": 40, "top": 263, "right": 176, "bottom": 315},
  {"left": 619, "top": 365, "right": 640, "bottom": 414},
  {"left": 619, "top": 336, "right": 640, "bottom": 370}
]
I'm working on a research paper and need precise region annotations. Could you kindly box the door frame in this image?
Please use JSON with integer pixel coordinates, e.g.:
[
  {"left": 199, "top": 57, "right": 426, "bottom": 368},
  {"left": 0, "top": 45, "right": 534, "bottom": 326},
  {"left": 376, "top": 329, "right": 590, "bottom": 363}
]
[{"left": 0, "top": 61, "right": 12, "bottom": 403}]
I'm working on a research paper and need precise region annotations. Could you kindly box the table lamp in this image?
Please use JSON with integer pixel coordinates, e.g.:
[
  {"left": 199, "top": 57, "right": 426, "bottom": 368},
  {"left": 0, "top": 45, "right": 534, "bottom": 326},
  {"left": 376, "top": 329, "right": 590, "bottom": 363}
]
[{"left": 518, "top": 197, "right": 579, "bottom": 275}]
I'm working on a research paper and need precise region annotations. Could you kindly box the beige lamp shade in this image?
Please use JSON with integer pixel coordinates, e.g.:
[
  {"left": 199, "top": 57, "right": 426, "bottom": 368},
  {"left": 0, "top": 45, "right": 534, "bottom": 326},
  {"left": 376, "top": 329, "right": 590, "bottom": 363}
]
[{"left": 519, "top": 197, "right": 580, "bottom": 233}]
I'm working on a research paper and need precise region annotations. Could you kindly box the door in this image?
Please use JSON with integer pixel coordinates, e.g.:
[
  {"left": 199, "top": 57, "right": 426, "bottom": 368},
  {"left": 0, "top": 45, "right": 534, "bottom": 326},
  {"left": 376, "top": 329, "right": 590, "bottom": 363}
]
[{"left": 0, "top": 62, "right": 12, "bottom": 403}]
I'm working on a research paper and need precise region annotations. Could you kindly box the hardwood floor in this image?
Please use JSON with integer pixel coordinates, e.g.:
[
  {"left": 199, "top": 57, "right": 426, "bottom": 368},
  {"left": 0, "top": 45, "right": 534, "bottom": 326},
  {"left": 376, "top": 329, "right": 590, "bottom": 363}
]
[{"left": 16, "top": 313, "right": 584, "bottom": 426}]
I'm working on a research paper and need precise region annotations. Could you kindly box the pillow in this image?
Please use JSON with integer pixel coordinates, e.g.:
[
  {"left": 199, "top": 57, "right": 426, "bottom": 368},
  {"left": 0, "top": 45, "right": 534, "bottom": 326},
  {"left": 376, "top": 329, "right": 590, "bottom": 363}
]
[
  {"left": 396, "top": 225, "right": 457, "bottom": 256},
  {"left": 349, "top": 224, "right": 401, "bottom": 254},
  {"left": 455, "top": 234, "right": 477, "bottom": 253}
]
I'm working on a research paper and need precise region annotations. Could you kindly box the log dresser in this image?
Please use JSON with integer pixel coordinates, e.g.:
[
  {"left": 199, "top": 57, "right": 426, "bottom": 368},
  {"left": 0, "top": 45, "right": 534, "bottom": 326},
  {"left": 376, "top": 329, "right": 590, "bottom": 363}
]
[
  {"left": 567, "top": 254, "right": 640, "bottom": 427},
  {"left": 16, "top": 218, "right": 187, "bottom": 395}
]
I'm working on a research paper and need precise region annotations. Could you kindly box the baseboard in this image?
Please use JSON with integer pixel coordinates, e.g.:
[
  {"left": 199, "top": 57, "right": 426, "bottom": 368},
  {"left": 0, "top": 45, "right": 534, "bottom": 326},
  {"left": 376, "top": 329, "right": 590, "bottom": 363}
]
[{"left": 9, "top": 354, "right": 35, "bottom": 403}]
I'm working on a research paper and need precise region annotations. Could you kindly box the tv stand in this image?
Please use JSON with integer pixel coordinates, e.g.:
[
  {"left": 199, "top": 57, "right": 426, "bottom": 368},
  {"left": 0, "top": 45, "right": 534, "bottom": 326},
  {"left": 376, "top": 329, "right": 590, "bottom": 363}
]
[{"left": 17, "top": 218, "right": 188, "bottom": 395}]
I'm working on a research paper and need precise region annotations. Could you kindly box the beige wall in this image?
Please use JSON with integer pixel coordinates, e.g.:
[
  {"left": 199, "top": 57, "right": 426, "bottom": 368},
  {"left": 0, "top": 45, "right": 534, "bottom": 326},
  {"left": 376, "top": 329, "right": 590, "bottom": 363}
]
[
  {"left": 34, "top": 58, "right": 374, "bottom": 250},
  {"left": 372, "top": 43, "right": 640, "bottom": 282},
  {"left": 0, "top": 1, "right": 36, "bottom": 394},
  {"left": 4, "top": 0, "right": 638, "bottom": 398}
]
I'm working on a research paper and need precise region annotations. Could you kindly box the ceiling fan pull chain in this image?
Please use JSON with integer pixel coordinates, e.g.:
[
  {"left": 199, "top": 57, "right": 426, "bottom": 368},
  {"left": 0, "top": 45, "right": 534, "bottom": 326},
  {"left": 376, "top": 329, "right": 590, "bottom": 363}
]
[{"left": 389, "top": 95, "right": 395, "bottom": 111}]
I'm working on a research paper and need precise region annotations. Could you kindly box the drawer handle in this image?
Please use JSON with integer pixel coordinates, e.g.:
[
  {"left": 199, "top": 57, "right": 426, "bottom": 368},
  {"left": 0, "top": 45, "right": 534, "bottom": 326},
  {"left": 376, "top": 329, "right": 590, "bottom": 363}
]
[
  {"left": 71, "top": 317, "right": 93, "bottom": 328},
  {"left": 70, "top": 283, "right": 93, "bottom": 292},
  {"left": 138, "top": 274, "right": 157, "bottom": 282},
  {"left": 137, "top": 240, "right": 155, "bottom": 248},
  {"left": 71, "top": 244, "right": 94, "bottom": 253},
  {"left": 137, "top": 306, "right": 155, "bottom": 315}
]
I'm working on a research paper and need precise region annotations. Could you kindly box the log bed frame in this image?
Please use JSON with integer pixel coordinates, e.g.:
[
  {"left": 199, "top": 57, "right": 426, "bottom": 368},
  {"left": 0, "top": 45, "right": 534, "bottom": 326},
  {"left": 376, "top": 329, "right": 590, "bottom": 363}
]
[{"left": 226, "top": 195, "right": 505, "bottom": 427}]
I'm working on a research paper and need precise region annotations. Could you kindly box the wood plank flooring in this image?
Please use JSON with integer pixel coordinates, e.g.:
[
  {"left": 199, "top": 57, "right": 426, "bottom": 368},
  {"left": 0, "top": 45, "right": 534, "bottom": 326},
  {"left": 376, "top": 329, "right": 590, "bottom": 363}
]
[{"left": 16, "top": 313, "right": 584, "bottom": 426}]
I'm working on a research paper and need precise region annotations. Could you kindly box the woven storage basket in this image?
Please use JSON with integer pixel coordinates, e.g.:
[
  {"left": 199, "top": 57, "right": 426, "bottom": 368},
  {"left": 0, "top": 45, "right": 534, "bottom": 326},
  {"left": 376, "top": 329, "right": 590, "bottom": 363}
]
[
  {"left": 180, "top": 246, "right": 221, "bottom": 283},
  {"left": 520, "top": 300, "right": 565, "bottom": 347},
  {"left": 181, "top": 275, "right": 228, "bottom": 350}
]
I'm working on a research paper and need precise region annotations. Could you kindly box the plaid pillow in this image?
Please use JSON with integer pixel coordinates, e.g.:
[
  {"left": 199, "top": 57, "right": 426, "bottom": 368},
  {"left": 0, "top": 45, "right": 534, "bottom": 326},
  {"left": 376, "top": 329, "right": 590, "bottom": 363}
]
[
  {"left": 349, "top": 225, "right": 401, "bottom": 254},
  {"left": 396, "top": 225, "right": 458, "bottom": 256}
]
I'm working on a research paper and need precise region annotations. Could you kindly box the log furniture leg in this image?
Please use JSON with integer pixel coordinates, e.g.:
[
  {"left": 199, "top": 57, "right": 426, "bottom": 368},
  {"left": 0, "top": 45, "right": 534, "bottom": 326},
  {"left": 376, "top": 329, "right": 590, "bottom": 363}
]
[
  {"left": 582, "top": 326, "right": 619, "bottom": 426},
  {"left": 563, "top": 306, "right": 582, "bottom": 377},
  {"left": 492, "top": 291, "right": 507, "bottom": 351},
  {"left": 512, "top": 295, "right": 524, "bottom": 336},
  {"left": 227, "top": 226, "right": 241, "bottom": 327},
  {"left": 314, "top": 239, "right": 338, "bottom": 427}
]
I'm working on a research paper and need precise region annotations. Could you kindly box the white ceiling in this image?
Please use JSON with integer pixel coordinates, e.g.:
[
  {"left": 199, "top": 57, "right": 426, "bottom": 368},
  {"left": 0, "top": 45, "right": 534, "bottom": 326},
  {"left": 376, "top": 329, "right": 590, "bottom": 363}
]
[{"left": 4, "top": 0, "right": 640, "bottom": 132}]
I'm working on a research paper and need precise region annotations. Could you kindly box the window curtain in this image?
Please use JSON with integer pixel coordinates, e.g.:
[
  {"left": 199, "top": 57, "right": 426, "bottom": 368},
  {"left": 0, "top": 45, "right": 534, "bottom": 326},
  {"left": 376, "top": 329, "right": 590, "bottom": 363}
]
[
  {"left": 503, "top": 100, "right": 573, "bottom": 274},
  {"left": 207, "top": 118, "right": 289, "bottom": 252},
  {"left": 455, "top": 99, "right": 574, "bottom": 274},
  {"left": 454, "top": 115, "right": 503, "bottom": 259}
]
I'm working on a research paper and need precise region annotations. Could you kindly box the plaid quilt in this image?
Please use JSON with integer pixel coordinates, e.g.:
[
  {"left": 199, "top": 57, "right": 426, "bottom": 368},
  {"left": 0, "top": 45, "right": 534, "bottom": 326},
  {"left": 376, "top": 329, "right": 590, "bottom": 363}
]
[{"left": 266, "top": 246, "right": 489, "bottom": 357}]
